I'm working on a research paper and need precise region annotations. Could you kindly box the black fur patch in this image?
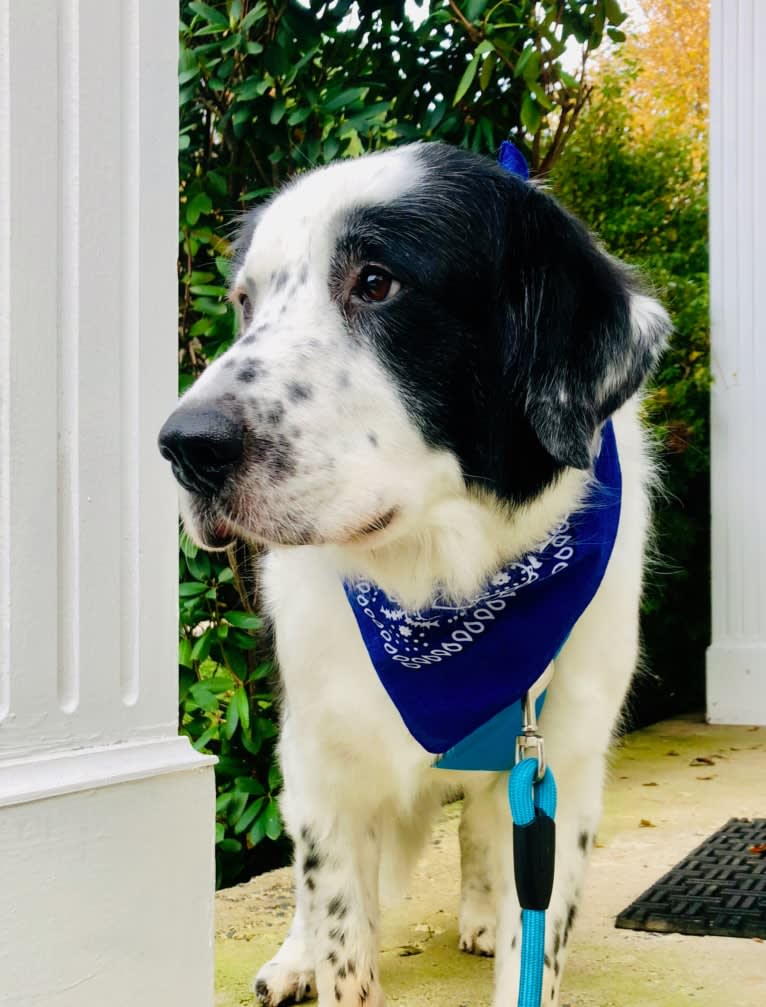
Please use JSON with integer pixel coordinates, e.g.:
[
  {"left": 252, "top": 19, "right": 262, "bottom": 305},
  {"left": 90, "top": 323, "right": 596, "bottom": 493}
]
[
  {"left": 238, "top": 364, "right": 260, "bottom": 383},
  {"left": 328, "top": 896, "right": 347, "bottom": 918},
  {"left": 287, "top": 381, "right": 313, "bottom": 403},
  {"left": 265, "top": 402, "right": 285, "bottom": 426},
  {"left": 330, "top": 144, "right": 668, "bottom": 505}
]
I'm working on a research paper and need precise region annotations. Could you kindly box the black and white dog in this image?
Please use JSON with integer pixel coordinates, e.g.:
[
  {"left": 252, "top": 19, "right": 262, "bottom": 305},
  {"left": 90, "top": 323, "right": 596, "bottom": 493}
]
[{"left": 159, "top": 143, "right": 670, "bottom": 1006}]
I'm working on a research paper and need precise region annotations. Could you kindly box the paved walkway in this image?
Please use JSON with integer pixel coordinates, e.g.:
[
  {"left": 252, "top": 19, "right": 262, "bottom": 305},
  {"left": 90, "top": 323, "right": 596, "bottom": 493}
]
[{"left": 215, "top": 718, "right": 765, "bottom": 1006}]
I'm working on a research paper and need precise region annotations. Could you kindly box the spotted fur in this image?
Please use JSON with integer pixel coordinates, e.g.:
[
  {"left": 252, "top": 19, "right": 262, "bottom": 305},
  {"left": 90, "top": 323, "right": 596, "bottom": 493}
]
[{"left": 158, "top": 142, "right": 670, "bottom": 1006}]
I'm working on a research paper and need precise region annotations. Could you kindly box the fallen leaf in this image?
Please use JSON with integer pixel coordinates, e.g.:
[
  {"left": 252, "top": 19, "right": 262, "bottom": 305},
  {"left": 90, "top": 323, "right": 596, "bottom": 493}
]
[
  {"left": 748, "top": 844, "right": 766, "bottom": 856},
  {"left": 690, "top": 756, "right": 715, "bottom": 766},
  {"left": 639, "top": 819, "right": 656, "bottom": 828},
  {"left": 696, "top": 775, "right": 715, "bottom": 781},
  {"left": 747, "top": 726, "right": 760, "bottom": 732},
  {"left": 642, "top": 782, "right": 659, "bottom": 787},
  {"left": 398, "top": 945, "right": 423, "bottom": 957},
  {"left": 666, "top": 750, "right": 680, "bottom": 757}
]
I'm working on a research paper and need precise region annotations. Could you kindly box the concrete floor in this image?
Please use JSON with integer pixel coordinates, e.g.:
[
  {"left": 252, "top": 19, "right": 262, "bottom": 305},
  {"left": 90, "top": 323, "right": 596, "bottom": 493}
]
[{"left": 215, "top": 718, "right": 766, "bottom": 1006}]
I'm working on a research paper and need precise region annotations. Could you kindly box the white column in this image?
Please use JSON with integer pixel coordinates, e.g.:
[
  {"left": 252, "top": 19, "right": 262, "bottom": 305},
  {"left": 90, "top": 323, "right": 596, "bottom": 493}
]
[
  {"left": 0, "top": 2, "right": 216, "bottom": 1004},
  {"left": 707, "top": 0, "right": 766, "bottom": 724}
]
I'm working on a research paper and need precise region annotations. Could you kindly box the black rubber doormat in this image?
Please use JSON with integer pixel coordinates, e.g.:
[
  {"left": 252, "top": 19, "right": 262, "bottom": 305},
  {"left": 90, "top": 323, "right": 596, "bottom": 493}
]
[{"left": 616, "top": 818, "right": 766, "bottom": 939}]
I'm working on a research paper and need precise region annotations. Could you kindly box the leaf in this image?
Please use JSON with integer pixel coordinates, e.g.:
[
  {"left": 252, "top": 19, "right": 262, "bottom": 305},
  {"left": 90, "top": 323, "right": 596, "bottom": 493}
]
[
  {"left": 223, "top": 646, "right": 247, "bottom": 680},
  {"left": 520, "top": 92, "right": 543, "bottom": 134},
  {"left": 464, "top": 0, "right": 490, "bottom": 20},
  {"left": 249, "top": 660, "right": 274, "bottom": 681},
  {"left": 224, "top": 696, "right": 240, "bottom": 738},
  {"left": 188, "top": 683, "right": 218, "bottom": 712},
  {"left": 248, "top": 812, "right": 267, "bottom": 847},
  {"left": 179, "top": 637, "right": 194, "bottom": 669},
  {"left": 270, "top": 98, "right": 286, "bottom": 125},
  {"left": 263, "top": 798, "right": 282, "bottom": 840},
  {"left": 268, "top": 762, "right": 282, "bottom": 792},
  {"left": 240, "top": 1, "right": 268, "bottom": 31},
  {"left": 191, "top": 630, "right": 214, "bottom": 663},
  {"left": 226, "top": 611, "right": 263, "bottom": 630},
  {"left": 604, "top": 0, "right": 628, "bottom": 26},
  {"left": 236, "top": 77, "right": 271, "bottom": 100},
  {"left": 179, "top": 581, "right": 208, "bottom": 597},
  {"left": 234, "top": 777, "right": 265, "bottom": 796},
  {"left": 479, "top": 51, "right": 497, "bottom": 92},
  {"left": 192, "top": 725, "right": 217, "bottom": 751},
  {"left": 234, "top": 796, "right": 266, "bottom": 834},
  {"left": 217, "top": 838, "right": 243, "bottom": 854},
  {"left": 188, "top": 2, "right": 229, "bottom": 28},
  {"left": 324, "top": 87, "right": 367, "bottom": 112},
  {"left": 514, "top": 46, "right": 539, "bottom": 81},
  {"left": 639, "top": 819, "right": 656, "bottom": 828},
  {"left": 453, "top": 53, "right": 480, "bottom": 106},
  {"left": 235, "top": 686, "right": 251, "bottom": 733}
]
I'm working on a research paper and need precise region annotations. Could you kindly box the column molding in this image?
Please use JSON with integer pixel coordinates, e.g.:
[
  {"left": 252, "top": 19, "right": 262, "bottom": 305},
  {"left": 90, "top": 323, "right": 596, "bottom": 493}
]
[
  {"left": 707, "top": 0, "right": 766, "bottom": 724},
  {"left": 0, "top": 0, "right": 180, "bottom": 757},
  {"left": 0, "top": 4, "right": 216, "bottom": 1004}
]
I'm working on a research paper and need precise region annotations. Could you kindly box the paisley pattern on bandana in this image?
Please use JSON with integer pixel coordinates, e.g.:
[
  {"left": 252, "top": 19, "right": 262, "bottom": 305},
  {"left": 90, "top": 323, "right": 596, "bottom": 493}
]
[
  {"left": 349, "top": 520, "right": 576, "bottom": 671},
  {"left": 343, "top": 421, "right": 622, "bottom": 757}
]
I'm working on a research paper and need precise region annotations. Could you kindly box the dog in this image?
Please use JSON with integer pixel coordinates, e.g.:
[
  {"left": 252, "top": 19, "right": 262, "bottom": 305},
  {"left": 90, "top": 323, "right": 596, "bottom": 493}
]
[{"left": 159, "top": 142, "right": 670, "bottom": 1006}]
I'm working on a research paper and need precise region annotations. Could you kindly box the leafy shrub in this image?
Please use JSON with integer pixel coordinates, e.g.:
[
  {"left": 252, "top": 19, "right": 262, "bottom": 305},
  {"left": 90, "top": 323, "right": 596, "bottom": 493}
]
[
  {"left": 552, "top": 71, "right": 710, "bottom": 725},
  {"left": 177, "top": 0, "right": 627, "bottom": 886}
]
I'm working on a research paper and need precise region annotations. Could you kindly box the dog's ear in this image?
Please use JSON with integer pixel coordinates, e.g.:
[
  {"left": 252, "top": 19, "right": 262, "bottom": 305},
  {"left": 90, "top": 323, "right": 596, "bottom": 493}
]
[{"left": 502, "top": 183, "right": 671, "bottom": 470}]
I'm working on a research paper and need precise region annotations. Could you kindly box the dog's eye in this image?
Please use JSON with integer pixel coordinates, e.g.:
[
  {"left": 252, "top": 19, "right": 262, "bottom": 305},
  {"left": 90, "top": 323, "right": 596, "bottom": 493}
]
[
  {"left": 355, "top": 265, "right": 399, "bottom": 304},
  {"left": 235, "top": 290, "right": 253, "bottom": 326}
]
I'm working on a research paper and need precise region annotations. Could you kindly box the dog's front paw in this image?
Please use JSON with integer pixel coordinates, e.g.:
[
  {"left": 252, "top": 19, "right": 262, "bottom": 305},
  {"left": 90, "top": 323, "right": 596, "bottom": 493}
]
[
  {"left": 252, "top": 958, "right": 316, "bottom": 1006},
  {"left": 458, "top": 904, "right": 496, "bottom": 957}
]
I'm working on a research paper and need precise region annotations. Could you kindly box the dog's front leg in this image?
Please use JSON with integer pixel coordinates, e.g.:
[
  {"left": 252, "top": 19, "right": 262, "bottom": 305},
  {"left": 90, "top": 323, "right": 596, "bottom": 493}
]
[
  {"left": 302, "top": 818, "right": 384, "bottom": 1007},
  {"left": 254, "top": 748, "right": 385, "bottom": 1007}
]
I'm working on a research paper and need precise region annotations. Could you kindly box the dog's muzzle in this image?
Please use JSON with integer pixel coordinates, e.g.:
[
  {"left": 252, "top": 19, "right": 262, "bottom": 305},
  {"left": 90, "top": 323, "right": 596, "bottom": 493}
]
[{"left": 158, "top": 405, "right": 243, "bottom": 498}]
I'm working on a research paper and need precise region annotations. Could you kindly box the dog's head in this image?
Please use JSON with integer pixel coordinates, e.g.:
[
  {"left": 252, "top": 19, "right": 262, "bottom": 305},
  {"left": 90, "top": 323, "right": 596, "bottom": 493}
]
[{"left": 159, "top": 143, "right": 669, "bottom": 552}]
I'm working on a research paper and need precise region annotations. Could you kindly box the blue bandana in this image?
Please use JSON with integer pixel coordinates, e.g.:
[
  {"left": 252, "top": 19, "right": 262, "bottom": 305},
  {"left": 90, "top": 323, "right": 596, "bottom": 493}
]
[{"left": 343, "top": 421, "right": 621, "bottom": 770}]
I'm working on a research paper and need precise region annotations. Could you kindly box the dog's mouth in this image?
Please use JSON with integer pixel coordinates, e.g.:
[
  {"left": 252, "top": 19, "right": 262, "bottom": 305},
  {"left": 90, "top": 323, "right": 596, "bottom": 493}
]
[
  {"left": 344, "top": 507, "right": 399, "bottom": 543},
  {"left": 195, "top": 513, "right": 238, "bottom": 552},
  {"left": 188, "top": 496, "right": 400, "bottom": 552}
]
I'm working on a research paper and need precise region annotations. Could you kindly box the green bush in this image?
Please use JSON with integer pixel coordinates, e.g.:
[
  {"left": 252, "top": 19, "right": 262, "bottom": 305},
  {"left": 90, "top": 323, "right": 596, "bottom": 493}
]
[
  {"left": 552, "top": 73, "right": 710, "bottom": 725},
  {"left": 177, "top": 0, "right": 629, "bottom": 886}
]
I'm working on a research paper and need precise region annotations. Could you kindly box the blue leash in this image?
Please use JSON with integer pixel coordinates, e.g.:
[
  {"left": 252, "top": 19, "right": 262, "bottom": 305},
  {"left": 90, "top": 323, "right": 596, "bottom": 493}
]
[
  {"left": 509, "top": 757, "right": 557, "bottom": 1007},
  {"left": 497, "top": 138, "right": 557, "bottom": 1006}
]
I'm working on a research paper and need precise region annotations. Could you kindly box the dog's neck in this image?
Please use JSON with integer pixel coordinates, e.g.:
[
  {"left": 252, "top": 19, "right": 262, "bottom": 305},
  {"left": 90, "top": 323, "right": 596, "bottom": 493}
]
[{"left": 333, "top": 465, "right": 590, "bottom": 610}]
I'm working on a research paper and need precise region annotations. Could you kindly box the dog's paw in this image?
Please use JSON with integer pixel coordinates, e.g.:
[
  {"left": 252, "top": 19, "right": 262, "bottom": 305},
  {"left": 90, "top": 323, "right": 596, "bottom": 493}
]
[
  {"left": 252, "top": 959, "right": 316, "bottom": 1006},
  {"left": 458, "top": 908, "right": 496, "bottom": 957}
]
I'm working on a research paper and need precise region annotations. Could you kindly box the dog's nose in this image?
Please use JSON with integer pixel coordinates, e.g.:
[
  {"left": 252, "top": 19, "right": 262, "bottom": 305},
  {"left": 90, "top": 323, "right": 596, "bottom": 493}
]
[{"left": 158, "top": 406, "right": 244, "bottom": 497}]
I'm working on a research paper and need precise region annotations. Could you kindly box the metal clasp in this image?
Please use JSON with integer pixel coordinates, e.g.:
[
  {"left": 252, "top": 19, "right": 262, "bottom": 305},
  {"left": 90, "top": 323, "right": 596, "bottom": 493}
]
[{"left": 515, "top": 662, "right": 554, "bottom": 782}]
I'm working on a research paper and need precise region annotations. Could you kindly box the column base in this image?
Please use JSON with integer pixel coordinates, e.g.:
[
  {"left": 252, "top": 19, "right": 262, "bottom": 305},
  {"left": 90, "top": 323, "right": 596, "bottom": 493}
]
[
  {"left": 706, "top": 644, "right": 766, "bottom": 725},
  {"left": 0, "top": 737, "right": 216, "bottom": 1006}
]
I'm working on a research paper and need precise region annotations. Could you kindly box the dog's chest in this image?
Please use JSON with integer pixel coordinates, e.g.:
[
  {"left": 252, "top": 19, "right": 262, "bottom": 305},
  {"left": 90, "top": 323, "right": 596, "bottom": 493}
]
[{"left": 263, "top": 547, "right": 428, "bottom": 764}]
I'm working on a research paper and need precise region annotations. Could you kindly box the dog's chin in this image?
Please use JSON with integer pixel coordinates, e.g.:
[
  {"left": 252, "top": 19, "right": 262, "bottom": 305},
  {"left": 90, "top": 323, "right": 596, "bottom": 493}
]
[
  {"left": 185, "top": 499, "right": 402, "bottom": 553},
  {"left": 183, "top": 513, "right": 238, "bottom": 552}
]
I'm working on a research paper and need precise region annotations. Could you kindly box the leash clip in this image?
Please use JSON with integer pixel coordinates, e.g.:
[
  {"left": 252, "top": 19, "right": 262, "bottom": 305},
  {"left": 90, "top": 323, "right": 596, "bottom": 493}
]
[{"left": 515, "top": 662, "right": 554, "bottom": 782}]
